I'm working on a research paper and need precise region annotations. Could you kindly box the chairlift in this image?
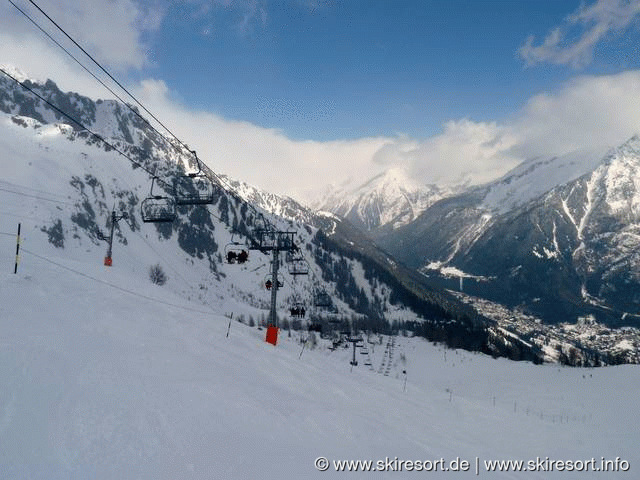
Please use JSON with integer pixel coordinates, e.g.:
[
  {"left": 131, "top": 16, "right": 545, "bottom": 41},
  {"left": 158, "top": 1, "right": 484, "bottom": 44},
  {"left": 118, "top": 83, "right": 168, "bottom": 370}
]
[
  {"left": 173, "top": 151, "right": 215, "bottom": 205},
  {"left": 253, "top": 230, "right": 296, "bottom": 252},
  {"left": 225, "top": 234, "right": 249, "bottom": 264},
  {"left": 141, "top": 176, "right": 176, "bottom": 223},
  {"left": 289, "top": 302, "right": 306, "bottom": 318},
  {"left": 313, "top": 289, "right": 333, "bottom": 309},
  {"left": 264, "top": 273, "right": 283, "bottom": 290},
  {"left": 287, "top": 257, "right": 309, "bottom": 276},
  {"left": 249, "top": 221, "right": 297, "bottom": 254}
]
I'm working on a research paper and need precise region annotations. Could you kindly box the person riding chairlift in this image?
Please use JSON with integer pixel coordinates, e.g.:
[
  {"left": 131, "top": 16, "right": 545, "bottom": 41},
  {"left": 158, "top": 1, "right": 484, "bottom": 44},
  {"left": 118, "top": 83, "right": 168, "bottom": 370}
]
[
  {"left": 289, "top": 306, "right": 306, "bottom": 318},
  {"left": 265, "top": 278, "right": 282, "bottom": 290}
]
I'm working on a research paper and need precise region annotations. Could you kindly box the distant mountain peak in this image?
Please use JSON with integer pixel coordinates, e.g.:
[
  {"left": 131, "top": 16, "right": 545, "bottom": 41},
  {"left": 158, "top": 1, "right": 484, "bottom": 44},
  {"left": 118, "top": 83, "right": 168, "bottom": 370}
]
[
  {"left": 353, "top": 166, "right": 417, "bottom": 191},
  {"left": 316, "top": 167, "right": 461, "bottom": 233}
]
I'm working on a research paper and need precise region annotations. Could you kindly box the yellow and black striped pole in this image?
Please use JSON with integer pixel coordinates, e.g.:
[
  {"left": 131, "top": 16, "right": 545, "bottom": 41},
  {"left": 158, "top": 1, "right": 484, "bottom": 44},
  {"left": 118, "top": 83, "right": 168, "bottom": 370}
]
[{"left": 14, "top": 223, "right": 21, "bottom": 274}]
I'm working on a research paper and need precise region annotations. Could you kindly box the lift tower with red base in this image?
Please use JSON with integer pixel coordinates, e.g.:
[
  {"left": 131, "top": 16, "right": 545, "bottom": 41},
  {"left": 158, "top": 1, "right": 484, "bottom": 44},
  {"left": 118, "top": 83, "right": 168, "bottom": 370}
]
[{"left": 249, "top": 230, "right": 297, "bottom": 346}]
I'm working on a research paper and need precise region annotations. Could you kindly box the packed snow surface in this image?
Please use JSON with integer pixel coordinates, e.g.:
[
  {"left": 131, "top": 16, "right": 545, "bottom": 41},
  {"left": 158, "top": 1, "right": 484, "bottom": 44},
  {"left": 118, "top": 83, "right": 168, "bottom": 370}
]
[{"left": 0, "top": 250, "right": 638, "bottom": 478}]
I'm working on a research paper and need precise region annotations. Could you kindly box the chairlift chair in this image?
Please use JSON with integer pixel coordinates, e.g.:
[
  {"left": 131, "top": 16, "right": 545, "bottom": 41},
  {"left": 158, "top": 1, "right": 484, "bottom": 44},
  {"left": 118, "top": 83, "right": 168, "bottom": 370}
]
[
  {"left": 249, "top": 227, "right": 297, "bottom": 254},
  {"left": 289, "top": 302, "right": 306, "bottom": 318},
  {"left": 225, "top": 234, "right": 249, "bottom": 264},
  {"left": 264, "top": 274, "right": 283, "bottom": 290},
  {"left": 173, "top": 151, "right": 215, "bottom": 205},
  {"left": 287, "top": 258, "right": 309, "bottom": 276},
  {"left": 313, "top": 290, "right": 334, "bottom": 311},
  {"left": 141, "top": 176, "right": 177, "bottom": 223}
]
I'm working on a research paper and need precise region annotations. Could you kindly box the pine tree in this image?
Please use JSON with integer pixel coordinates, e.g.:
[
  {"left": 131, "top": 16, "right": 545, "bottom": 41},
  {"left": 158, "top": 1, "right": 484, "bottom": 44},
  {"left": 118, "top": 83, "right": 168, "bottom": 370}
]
[{"left": 149, "top": 264, "right": 167, "bottom": 285}]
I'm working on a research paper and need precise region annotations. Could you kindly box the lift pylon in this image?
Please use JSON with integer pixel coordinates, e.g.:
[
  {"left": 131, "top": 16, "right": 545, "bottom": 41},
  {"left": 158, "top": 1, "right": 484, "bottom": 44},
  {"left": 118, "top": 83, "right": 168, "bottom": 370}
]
[{"left": 249, "top": 227, "right": 298, "bottom": 345}]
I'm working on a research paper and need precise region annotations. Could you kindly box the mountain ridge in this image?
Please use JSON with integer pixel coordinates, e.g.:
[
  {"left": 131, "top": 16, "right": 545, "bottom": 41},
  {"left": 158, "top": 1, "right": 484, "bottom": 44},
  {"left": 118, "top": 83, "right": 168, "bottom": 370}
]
[
  {"left": 378, "top": 135, "right": 640, "bottom": 329},
  {"left": 315, "top": 167, "right": 460, "bottom": 233}
]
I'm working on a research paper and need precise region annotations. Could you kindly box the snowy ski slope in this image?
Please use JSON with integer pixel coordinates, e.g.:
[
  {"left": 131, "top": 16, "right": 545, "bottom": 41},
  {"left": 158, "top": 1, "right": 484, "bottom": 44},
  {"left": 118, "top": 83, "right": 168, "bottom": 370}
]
[{"left": 1, "top": 246, "right": 638, "bottom": 478}]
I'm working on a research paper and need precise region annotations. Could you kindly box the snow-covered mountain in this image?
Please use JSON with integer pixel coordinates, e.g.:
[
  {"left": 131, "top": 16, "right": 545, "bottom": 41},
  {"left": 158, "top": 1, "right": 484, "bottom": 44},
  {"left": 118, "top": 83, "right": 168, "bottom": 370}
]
[
  {"left": 216, "top": 174, "right": 317, "bottom": 225},
  {"left": 378, "top": 138, "right": 640, "bottom": 328},
  {"left": 2, "top": 68, "right": 637, "bottom": 364},
  {"left": 3, "top": 69, "right": 640, "bottom": 480},
  {"left": 1, "top": 69, "right": 519, "bottom": 358},
  {"left": 315, "top": 167, "right": 458, "bottom": 233}
]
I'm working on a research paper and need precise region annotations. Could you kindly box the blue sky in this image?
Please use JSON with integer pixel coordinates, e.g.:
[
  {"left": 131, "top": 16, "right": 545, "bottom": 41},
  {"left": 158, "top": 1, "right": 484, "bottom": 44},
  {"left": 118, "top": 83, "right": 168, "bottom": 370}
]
[
  {"left": 151, "top": 0, "right": 578, "bottom": 140},
  {"left": 146, "top": 0, "right": 639, "bottom": 141},
  {"left": 3, "top": 0, "right": 640, "bottom": 201}
]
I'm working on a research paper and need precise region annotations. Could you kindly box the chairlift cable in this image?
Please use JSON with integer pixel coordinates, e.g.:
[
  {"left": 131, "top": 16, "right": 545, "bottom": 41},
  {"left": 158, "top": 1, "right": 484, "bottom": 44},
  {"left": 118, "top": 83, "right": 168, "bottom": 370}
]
[
  {"left": 24, "top": 0, "right": 195, "bottom": 162},
  {"left": 0, "top": 209, "right": 67, "bottom": 224},
  {"left": 18, "top": 0, "right": 261, "bottom": 220},
  {"left": 0, "top": 185, "right": 76, "bottom": 206},
  {"left": 0, "top": 67, "right": 172, "bottom": 190},
  {"left": 7, "top": 2, "right": 328, "bottom": 312},
  {"left": 0, "top": 179, "right": 71, "bottom": 201},
  {"left": 6, "top": 0, "right": 175, "bottom": 158},
  {"left": 12, "top": 0, "right": 274, "bottom": 236}
]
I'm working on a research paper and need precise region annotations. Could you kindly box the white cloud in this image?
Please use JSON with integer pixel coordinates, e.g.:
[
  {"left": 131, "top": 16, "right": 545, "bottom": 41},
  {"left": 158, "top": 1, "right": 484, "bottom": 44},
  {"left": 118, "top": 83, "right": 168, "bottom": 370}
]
[
  {"left": 133, "top": 71, "right": 640, "bottom": 205},
  {"left": 0, "top": 0, "right": 162, "bottom": 73},
  {"left": 186, "top": 0, "right": 268, "bottom": 36},
  {"left": 519, "top": 0, "right": 640, "bottom": 68},
  {"left": 4, "top": 53, "right": 640, "bottom": 205},
  {"left": 0, "top": 32, "right": 109, "bottom": 99},
  {"left": 133, "top": 79, "right": 391, "bottom": 203},
  {"left": 510, "top": 70, "right": 640, "bottom": 157},
  {"left": 3, "top": 1, "right": 640, "bottom": 206},
  {"left": 377, "top": 120, "right": 520, "bottom": 188}
]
